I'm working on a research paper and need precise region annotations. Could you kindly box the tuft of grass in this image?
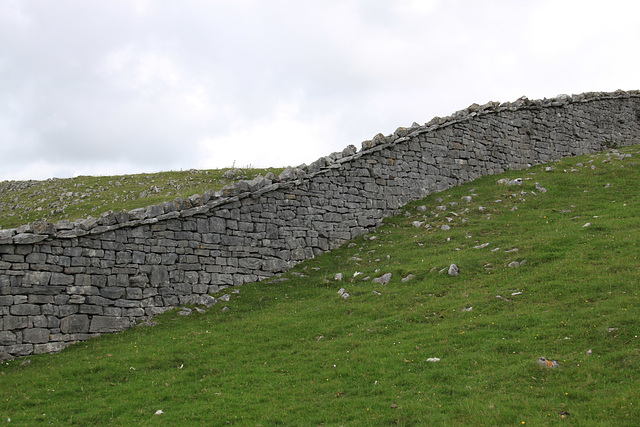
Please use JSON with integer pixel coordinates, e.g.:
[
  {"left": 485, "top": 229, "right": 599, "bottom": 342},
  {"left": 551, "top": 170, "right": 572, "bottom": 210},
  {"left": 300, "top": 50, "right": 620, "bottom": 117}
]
[
  {"left": 0, "top": 167, "right": 284, "bottom": 229},
  {"left": 1, "top": 146, "right": 639, "bottom": 425}
]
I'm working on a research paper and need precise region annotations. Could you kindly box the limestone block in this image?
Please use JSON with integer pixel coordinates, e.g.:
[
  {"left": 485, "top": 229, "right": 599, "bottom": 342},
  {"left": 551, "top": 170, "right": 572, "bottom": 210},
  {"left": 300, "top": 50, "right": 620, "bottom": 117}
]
[
  {"left": 126, "top": 287, "right": 143, "bottom": 300},
  {"left": 10, "top": 304, "right": 41, "bottom": 316},
  {"left": 34, "top": 341, "right": 67, "bottom": 354},
  {"left": 100, "top": 287, "right": 125, "bottom": 299},
  {"left": 79, "top": 305, "right": 104, "bottom": 315},
  {"left": 58, "top": 305, "right": 79, "bottom": 317},
  {"left": 31, "top": 315, "right": 48, "bottom": 328},
  {"left": 51, "top": 273, "right": 75, "bottom": 285},
  {"left": 103, "top": 307, "right": 122, "bottom": 316},
  {"left": 60, "top": 314, "right": 90, "bottom": 334},
  {"left": 28, "top": 294, "right": 54, "bottom": 304},
  {"left": 89, "top": 316, "right": 130, "bottom": 333},
  {"left": 123, "top": 308, "right": 145, "bottom": 317},
  {"left": 150, "top": 266, "right": 169, "bottom": 286},
  {"left": 4, "top": 343, "right": 33, "bottom": 356},
  {"left": 0, "top": 331, "right": 17, "bottom": 345},
  {"left": 22, "top": 328, "right": 51, "bottom": 344},
  {"left": 25, "top": 253, "right": 47, "bottom": 264}
]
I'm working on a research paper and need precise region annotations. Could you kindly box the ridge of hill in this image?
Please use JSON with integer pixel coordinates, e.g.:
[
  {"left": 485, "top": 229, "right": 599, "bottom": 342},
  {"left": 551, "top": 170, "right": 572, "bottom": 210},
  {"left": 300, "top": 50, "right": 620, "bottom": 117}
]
[{"left": 0, "top": 168, "right": 283, "bottom": 230}]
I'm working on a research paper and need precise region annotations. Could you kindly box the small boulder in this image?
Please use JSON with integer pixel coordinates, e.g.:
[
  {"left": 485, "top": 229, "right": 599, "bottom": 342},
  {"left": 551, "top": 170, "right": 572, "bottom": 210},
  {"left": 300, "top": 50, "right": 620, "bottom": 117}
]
[
  {"left": 537, "top": 357, "right": 560, "bottom": 368},
  {"left": 448, "top": 264, "right": 459, "bottom": 276},
  {"left": 372, "top": 273, "right": 392, "bottom": 285}
]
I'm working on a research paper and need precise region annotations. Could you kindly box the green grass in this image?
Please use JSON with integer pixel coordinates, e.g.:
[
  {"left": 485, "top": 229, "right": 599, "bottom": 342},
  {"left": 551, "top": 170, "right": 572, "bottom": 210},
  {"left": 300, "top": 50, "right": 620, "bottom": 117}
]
[
  {"left": 1, "top": 147, "right": 639, "bottom": 425},
  {"left": 0, "top": 167, "right": 284, "bottom": 229}
]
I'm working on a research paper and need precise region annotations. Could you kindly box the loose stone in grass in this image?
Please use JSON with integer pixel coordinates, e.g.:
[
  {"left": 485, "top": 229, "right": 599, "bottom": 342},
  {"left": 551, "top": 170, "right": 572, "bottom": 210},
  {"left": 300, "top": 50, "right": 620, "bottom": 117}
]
[
  {"left": 497, "top": 178, "right": 523, "bottom": 186},
  {"left": 195, "top": 295, "right": 218, "bottom": 308},
  {"left": 537, "top": 357, "right": 560, "bottom": 368},
  {"left": 178, "top": 308, "right": 192, "bottom": 316},
  {"left": 219, "top": 294, "right": 231, "bottom": 302},
  {"left": 337, "top": 288, "right": 350, "bottom": 299},
  {"left": 448, "top": 264, "right": 459, "bottom": 276},
  {"left": 535, "top": 182, "right": 547, "bottom": 193},
  {"left": 474, "top": 242, "right": 490, "bottom": 249},
  {"left": 334, "top": 273, "right": 343, "bottom": 281},
  {"left": 441, "top": 224, "right": 451, "bottom": 231},
  {"left": 401, "top": 274, "right": 415, "bottom": 282},
  {"left": 508, "top": 260, "right": 527, "bottom": 268},
  {"left": 426, "top": 358, "right": 441, "bottom": 362},
  {"left": 372, "top": 272, "right": 392, "bottom": 285}
]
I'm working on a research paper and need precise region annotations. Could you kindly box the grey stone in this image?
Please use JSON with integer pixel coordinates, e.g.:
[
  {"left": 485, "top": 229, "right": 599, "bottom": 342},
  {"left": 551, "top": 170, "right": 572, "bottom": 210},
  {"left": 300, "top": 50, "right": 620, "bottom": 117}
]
[
  {"left": 60, "top": 314, "right": 90, "bottom": 334},
  {"left": 89, "top": 316, "right": 131, "bottom": 333},
  {"left": 372, "top": 273, "right": 392, "bottom": 285},
  {"left": 33, "top": 341, "right": 67, "bottom": 354},
  {"left": 448, "top": 264, "right": 459, "bottom": 276},
  {"left": 4, "top": 344, "right": 33, "bottom": 356},
  {"left": 10, "top": 304, "right": 41, "bottom": 316},
  {"left": 0, "top": 331, "right": 17, "bottom": 345},
  {"left": 22, "top": 328, "right": 51, "bottom": 344}
]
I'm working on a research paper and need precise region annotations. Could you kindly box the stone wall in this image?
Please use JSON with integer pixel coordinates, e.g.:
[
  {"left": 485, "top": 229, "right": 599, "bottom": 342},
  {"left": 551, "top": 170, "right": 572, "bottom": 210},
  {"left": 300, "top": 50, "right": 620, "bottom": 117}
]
[{"left": 2, "top": 90, "right": 639, "bottom": 359}]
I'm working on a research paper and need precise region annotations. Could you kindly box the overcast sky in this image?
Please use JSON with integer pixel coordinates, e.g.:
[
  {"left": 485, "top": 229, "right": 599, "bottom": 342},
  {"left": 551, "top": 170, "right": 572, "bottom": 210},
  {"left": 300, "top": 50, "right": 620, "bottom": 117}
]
[{"left": 1, "top": 0, "right": 639, "bottom": 181}]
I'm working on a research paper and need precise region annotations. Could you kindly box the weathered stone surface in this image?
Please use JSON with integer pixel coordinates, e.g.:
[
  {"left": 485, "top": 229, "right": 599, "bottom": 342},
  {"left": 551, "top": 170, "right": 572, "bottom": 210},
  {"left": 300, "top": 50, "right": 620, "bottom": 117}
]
[
  {"left": 22, "top": 328, "right": 51, "bottom": 344},
  {"left": 89, "top": 316, "right": 131, "bottom": 333},
  {"left": 372, "top": 273, "right": 392, "bottom": 285},
  {"left": 60, "top": 314, "right": 90, "bottom": 334},
  {"left": 10, "top": 304, "right": 41, "bottom": 316},
  {"left": 0, "top": 331, "right": 16, "bottom": 345}
]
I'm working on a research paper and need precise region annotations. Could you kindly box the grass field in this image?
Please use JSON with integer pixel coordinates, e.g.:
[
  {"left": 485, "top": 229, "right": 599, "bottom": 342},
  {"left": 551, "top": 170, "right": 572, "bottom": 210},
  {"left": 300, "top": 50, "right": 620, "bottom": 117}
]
[
  {"left": 0, "top": 167, "right": 283, "bottom": 230},
  {"left": 1, "top": 146, "right": 639, "bottom": 425}
]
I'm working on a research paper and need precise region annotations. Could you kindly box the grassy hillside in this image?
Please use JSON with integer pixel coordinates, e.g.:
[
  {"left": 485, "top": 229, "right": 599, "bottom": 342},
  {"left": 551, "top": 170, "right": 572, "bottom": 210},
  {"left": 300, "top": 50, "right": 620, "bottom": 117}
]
[
  {"left": 0, "top": 167, "right": 284, "bottom": 230},
  {"left": 1, "top": 146, "right": 639, "bottom": 425}
]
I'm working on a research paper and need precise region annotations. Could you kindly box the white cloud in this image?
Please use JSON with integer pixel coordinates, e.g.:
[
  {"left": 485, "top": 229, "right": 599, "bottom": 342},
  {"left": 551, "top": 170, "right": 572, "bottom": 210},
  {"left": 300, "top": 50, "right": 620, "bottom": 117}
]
[
  {"left": 0, "top": 0, "right": 638, "bottom": 182},
  {"left": 196, "top": 98, "right": 343, "bottom": 170}
]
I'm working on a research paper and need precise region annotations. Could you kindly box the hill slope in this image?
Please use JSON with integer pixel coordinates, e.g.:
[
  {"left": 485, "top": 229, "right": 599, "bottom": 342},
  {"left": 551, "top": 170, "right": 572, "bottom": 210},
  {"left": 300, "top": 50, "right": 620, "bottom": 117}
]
[
  {"left": 1, "top": 146, "right": 639, "bottom": 425},
  {"left": 0, "top": 167, "right": 283, "bottom": 230}
]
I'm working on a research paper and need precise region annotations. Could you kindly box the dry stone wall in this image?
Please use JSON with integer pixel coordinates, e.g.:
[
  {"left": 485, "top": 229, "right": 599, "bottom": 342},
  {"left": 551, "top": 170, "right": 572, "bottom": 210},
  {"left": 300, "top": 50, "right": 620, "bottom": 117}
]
[{"left": 2, "top": 90, "right": 640, "bottom": 359}]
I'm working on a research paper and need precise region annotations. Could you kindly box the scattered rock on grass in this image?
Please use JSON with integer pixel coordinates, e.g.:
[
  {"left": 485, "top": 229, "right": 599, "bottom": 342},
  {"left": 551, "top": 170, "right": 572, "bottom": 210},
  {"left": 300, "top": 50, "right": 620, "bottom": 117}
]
[
  {"left": 372, "top": 273, "right": 392, "bottom": 285},
  {"left": 508, "top": 260, "right": 527, "bottom": 268},
  {"left": 537, "top": 357, "right": 560, "bottom": 368},
  {"left": 401, "top": 274, "right": 415, "bottom": 282},
  {"left": 448, "top": 264, "right": 459, "bottom": 276}
]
